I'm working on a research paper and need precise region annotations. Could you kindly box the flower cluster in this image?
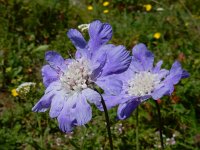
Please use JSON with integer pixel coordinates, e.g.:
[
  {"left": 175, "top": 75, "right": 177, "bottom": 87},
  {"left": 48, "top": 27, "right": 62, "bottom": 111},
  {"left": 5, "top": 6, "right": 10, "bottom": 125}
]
[{"left": 32, "top": 20, "right": 189, "bottom": 132}]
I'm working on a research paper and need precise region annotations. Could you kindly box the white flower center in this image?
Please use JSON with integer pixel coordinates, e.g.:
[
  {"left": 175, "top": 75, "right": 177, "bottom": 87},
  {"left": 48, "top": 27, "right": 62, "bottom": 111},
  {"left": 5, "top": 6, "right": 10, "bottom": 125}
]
[
  {"left": 60, "top": 58, "right": 91, "bottom": 94},
  {"left": 127, "top": 71, "right": 159, "bottom": 96}
]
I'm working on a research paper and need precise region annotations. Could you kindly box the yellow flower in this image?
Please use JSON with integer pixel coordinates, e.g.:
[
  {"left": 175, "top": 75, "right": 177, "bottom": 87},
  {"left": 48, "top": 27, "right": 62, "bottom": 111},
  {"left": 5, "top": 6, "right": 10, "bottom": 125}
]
[
  {"left": 103, "top": 9, "right": 109, "bottom": 14},
  {"left": 87, "top": 5, "right": 93, "bottom": 11},
  {"left": 144, "top": 4, "right": 152, "bottom": 12},
  {"left": 11, "top": 89, "right": 19, "bottom": 97},
  {"left": 103, "top": 1, "right": 109, "bottom": 7},
  {"left": 153, "top": 32, "right": 161, "bottom": 39}
]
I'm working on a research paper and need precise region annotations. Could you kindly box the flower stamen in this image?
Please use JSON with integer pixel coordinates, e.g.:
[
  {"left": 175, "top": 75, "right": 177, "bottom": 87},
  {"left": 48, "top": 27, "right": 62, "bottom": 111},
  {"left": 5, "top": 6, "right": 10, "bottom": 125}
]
[
  {"left": 127, "top": 71, "right": 159, "bottom": 96},
  {"left": 60, "top": 58, "right": 91, "bottom": 94}
]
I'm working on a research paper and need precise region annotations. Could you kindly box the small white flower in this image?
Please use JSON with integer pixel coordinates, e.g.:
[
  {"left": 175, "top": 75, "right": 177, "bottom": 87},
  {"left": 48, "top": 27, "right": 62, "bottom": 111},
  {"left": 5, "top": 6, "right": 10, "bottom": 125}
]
[
  {"left": 166, "top": 137, "right": 176, "bottom": 145},
  {"left": 16, "top": 82, "right": 36, "bottom": 94},
  {"left": 78, "top": 24, "right": 90, "bottom": 32}
]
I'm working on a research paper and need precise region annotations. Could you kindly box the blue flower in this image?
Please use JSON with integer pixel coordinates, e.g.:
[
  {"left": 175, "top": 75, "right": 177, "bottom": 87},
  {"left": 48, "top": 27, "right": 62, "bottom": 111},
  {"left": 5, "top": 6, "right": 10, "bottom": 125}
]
[
  {"left": 32, "top": 20, "right": 131, "bottom": 132},
  {"left": 103, "top": 43, "right": 189, "bottom": 120}
]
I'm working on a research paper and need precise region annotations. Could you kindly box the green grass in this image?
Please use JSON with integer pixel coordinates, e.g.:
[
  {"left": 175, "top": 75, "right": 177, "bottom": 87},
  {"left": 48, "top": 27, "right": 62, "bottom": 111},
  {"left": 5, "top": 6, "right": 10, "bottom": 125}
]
[{"left": 0, "top": 0, "right": 200, "bottom": 149}]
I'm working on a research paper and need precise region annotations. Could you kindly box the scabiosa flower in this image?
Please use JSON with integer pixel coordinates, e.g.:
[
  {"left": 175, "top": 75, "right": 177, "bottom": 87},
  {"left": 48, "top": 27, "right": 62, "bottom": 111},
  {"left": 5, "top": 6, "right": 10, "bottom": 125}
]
[
  {"left": 32, "top": 20, "right": 131, "bottom": 132},
  {"left": 103, "top": 43, "right": 189, "bottom": 120}
]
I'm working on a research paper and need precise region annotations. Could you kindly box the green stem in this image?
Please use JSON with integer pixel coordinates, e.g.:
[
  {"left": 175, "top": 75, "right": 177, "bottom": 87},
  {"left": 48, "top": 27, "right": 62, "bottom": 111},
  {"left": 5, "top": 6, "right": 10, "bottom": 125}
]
[
  {"left": 100, "top": 94, "right": 113, "bottom": 150},
  {"left": 136, "top": 107, "right": 139, "bottom": 150},
  {"left": 155, "top": 100, "right": 164, "bottom": 149},
  {"left": 36, "top": 116, "right": 44, "bottom": 149}
]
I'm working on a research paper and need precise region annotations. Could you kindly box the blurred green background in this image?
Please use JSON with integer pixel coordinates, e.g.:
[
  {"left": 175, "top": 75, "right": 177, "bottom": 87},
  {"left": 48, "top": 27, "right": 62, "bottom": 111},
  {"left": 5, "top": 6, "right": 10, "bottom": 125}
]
[{"left": 0, "top": 0, "right": 200, "bottom": 149}]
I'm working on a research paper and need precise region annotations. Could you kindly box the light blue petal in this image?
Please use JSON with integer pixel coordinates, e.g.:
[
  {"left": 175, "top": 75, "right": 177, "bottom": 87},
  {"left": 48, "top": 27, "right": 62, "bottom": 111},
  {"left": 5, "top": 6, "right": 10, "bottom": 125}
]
[
  {"left": 181, "top": 70, "right": 190, "bottom": 78},
  {"left": 152, "top": 60, "right": 163, "bottom": 73},
  {"left": 132, "top": 43, "right": 154, "bottom": 71},
  {"left": 75, "top": 48, "right": 91, "bottom": 60},
  {"left": 101, "top": 94, "right": 133, "bottom": 110},
  {"left": 95, "top": 75, "right": 122, "bottom": 95},
  {"left": 166, "top": 61, "right": 182, "bottom": 84},
  {"left": 73, "top": 93, "right": 92, "bottom": 126},
  {"left": 57, "top": 102, "right": 76, "bottom": 133},
  {"left": 88, "top": 20, "right": 112, "bottom": 52},
  {"left": 117, "top": 100, "right": 141, "bottom": 120},
  {"left": 45, "top": 51, "right": 66, "bottom": 71},
  {"left": 90, "top": 49, "right": 107, "bottom": 80},
  {"left": 42, "top": 65, "right": 58, "bottom": 87},
  {"left": 57, "top": 92, "right": 91, "bottom": 132},
  {"left": 157, "top": 69, "right": 169, "bottom": 80},
  {"left": 130, "top": 57, "right": 144, "bottom": 72},
  {"left": 100, "top": 45, "right": 131, "bottom": 76},
  {"left": 151, "top": 86, "right": 170, "bottom": 100},
  {"left": 159, "top": 61, "right": 182, "bottom": 96},
  {"left": 32, "top": 81, "right": 62, "bottom": 112},
  {"left": 49, "top": 91, "right": 66, "bottom": 118},
  {"left": 67, "top": 29, "right": 91, "bottom": 59},
  {"left": 45, "top": 81, "right": 62, "bottom": 94},
  {"left": 82, "top": 88, "right": 101, "bottom": 107},
  {"left": 67, "top": 29, "right": 87, "bottom": 50},
  {"left": 115, "top": 63, "right": 136, "bottom": 82},
  {"left": 32, "top": 91, "right": 54, "bottom": 112},
  {"left": 158, "top": 61, "right": 189, "bottom": 97}
]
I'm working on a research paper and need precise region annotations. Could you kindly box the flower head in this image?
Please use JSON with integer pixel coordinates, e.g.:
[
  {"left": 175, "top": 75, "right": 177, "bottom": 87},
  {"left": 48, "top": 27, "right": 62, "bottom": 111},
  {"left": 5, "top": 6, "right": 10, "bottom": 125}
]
[
  {"left": 103, "top": 1, "right": 110, "bottom": 7},
  {"left": 103, "top": 9, "right": 109, "bottom": 14},
  {"left": 32, "top": 20, "right": 131, "bottom": 132},
  {"left": 144, "top": 4, "right": 152, "bottom": 11},
  {"left": 103, "top": 43, "right": 189, "bottom": 120},
  {"left": 11, "top": 89, "right": 18, "bottom": 97},
  {"left": 16, "top": 82, "right": 36, "bottom": 95},
  {"left": 154, "top": 32, "right": 161, "bottom": 39},
  {"left": 78, "top": 24, "right": 90, "bottom": 32},
  {"left": 87, "top": 5, "right": 93, "bottom": 11}
]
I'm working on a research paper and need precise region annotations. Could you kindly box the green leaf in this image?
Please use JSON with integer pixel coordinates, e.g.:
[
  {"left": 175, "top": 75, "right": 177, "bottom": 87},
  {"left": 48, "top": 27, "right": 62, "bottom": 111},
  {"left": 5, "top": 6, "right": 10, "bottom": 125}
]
[{"left": 32, "top": 45, "right": 49, "bottom": 53}]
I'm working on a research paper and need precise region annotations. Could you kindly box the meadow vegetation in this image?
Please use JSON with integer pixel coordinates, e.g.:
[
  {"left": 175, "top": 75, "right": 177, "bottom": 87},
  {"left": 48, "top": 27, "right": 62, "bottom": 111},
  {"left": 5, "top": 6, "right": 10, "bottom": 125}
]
[{"left": 0, "top": 0, "right": 200, "bottom": 149}]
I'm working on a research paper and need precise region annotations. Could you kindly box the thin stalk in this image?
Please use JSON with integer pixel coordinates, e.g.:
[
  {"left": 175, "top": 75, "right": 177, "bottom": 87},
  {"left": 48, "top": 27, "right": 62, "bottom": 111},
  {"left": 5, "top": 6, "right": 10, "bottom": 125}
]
[
  {"left": 36, "top": 116, "right": 44, "bottom": 149},
  {"left": 155, "top": 100, "right": 164, "bottom": 149},
  {"left": 136, "top": 107, "right": 139, "bottom": 150},
  {"left": 100, "top": 94, "right": 113, "bottom": 150}
]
